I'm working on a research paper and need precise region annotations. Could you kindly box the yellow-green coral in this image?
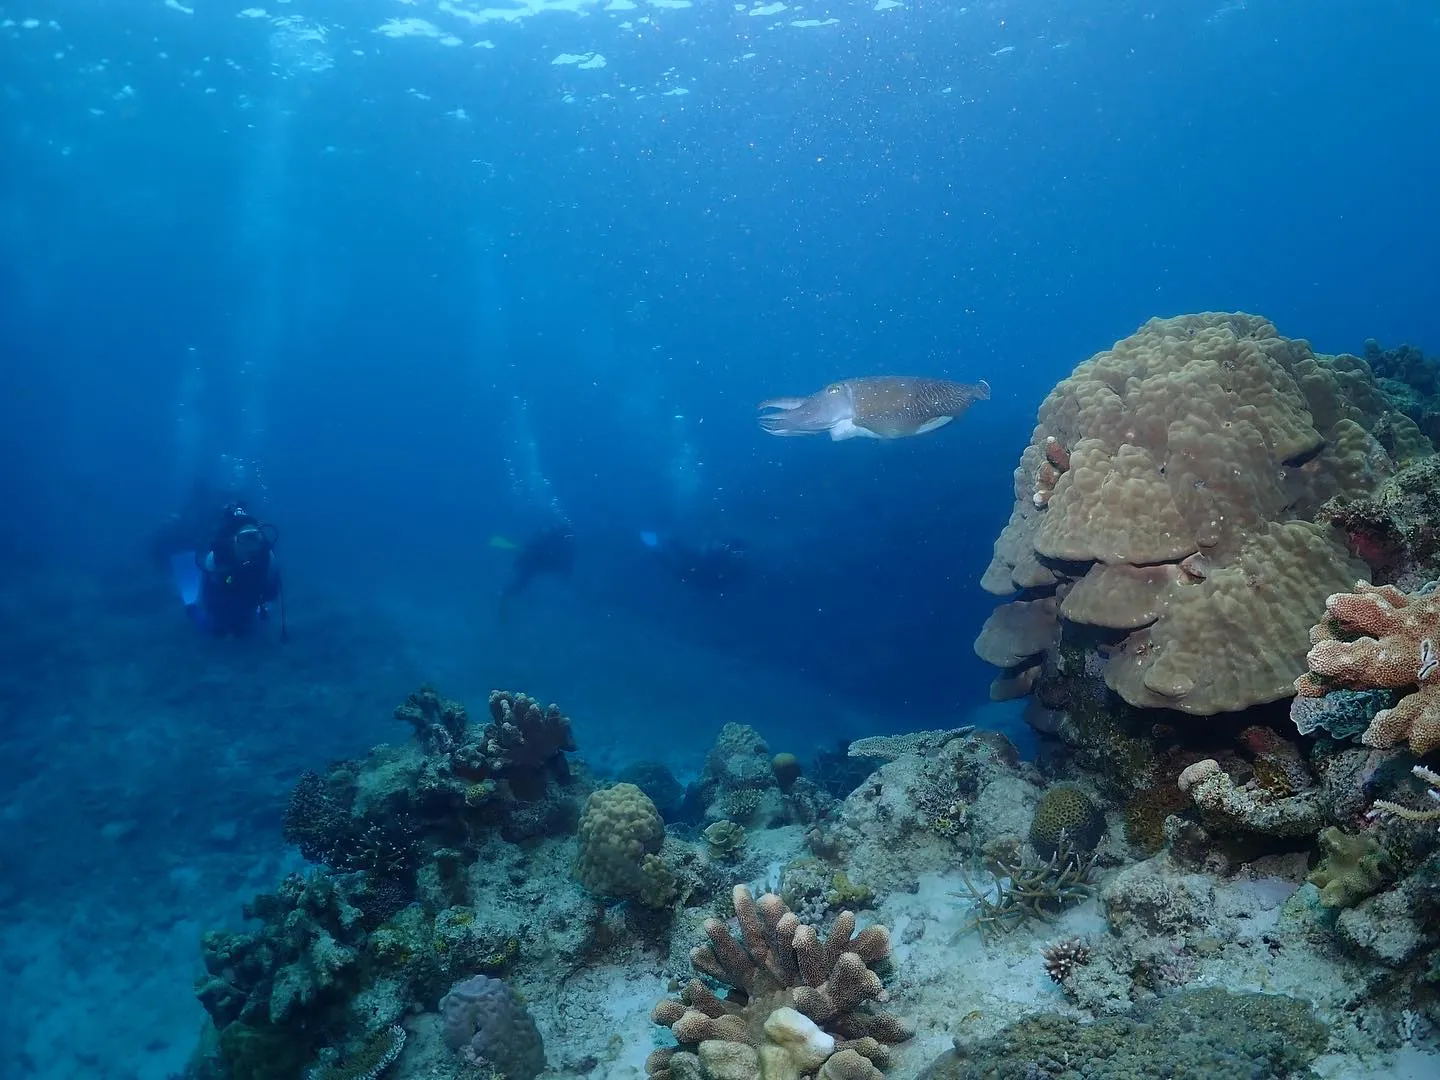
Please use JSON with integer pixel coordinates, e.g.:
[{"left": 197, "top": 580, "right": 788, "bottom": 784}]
[
  {"left": 1308, "top": 826, "right": 1390, "bottom": 908},
  {"left": 465, "top": 780, "right": 499, "bottom": 807},
  {"left": 702, "top": 819, "right": 747, "bottom": 860},
  {"left": 637, "top": 853, "right": 679, "bottom": 909},
  {"left": 825, "top": 871, "right": 875, "bottom": 911}
]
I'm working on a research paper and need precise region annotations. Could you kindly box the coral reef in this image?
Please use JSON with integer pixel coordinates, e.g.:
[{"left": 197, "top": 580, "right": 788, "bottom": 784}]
[
  {"left": 1369, "top": 764, "right": 1440, "bottom": 831},
  {"left": 646, "top": 884, "right": 912, "bottom": 1080},
  {"left": 977, "top": 312, "right": 1430, "bottom": 715},
  {"left": 1295, "top": 580, "right": 1440, "bottom": 754},
  {"left": 190, "top": 685, "right": 587, "bottom": 1080},
  {"left": 1319, "top": 455, "right": 1440, "bottom": 587},
  {"left": 1176, "top": 757, "right": 1322, "bottom": 837}
]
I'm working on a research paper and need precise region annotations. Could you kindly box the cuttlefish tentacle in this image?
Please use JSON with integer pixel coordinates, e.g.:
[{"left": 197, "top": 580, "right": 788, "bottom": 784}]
[
  {"left": 757, "top": 376, "right": 989, "bottom": 440},
  {"left": 757, "top": 383, "right": 855, "bottom": 436}
]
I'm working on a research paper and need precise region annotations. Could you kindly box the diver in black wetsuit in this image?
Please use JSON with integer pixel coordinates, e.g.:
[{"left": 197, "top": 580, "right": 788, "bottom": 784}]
[
  {"left": 191, "top": 504, "right": 285, "bottom": 639},
  {"left": 499, "top": 522, "right": 575, "bottom": 619}
]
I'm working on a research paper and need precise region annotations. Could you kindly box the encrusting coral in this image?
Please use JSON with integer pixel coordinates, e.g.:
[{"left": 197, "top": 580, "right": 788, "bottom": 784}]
[
  {"left": 646, "top": 884, "right": 912, "bottom": 1080},
  {"left": 1294, "top": 581, "right": 1440, "bottom": 754},
  {"left": 975, "top": 312, "right": 1426, "bottom": 715}
]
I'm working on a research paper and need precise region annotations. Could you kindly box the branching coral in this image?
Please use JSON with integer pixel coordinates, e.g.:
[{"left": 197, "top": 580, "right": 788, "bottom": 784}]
[
  {"left": 975, "top": 313, "right": 1415, "bottom": 715},
  {"left": 954, "top": 837, "right": 1098, "bottom": 941},
  {"left": 1294, "top": 581, "right": 1440, "bottom": 754},
  {"left": 1368, "top": 764, "right": 1440, "bottom": 831},
  {"left": 647, "top": 884, "right": 912, "bottom": 1080}
]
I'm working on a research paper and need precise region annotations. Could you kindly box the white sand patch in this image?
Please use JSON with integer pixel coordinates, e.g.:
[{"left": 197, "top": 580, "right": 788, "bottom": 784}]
[
  {"left": 163, "top": 0, "right": 194, "bottom": 13},
  {"left": 749, "top": 2, "right": 787, "bottom": 16},
  {"left": 791, "top": 18, "right": 839, "bottom": 27}
]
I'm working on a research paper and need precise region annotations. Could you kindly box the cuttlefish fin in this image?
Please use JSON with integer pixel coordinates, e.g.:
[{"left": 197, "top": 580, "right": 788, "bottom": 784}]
[
  {"left": 910, "top": 415, "right": 955, "bottom": 435},
  {"left": 830, "top": 418, "right": 877, "bottom": 441}
]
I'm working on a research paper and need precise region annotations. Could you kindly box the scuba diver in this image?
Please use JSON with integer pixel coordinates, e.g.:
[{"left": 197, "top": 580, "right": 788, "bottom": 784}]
[
  {"left": 641, "top": 531, "right": 749, "bottom": 595},
  {"left": 496, "top": 521, "right": 575, "bottom": 620},
  {"left": 173, "top": 503, "right": 285, "bottom": 639},
  {"left": 149, "top": 476, "right": 237, "bottom": 569}
]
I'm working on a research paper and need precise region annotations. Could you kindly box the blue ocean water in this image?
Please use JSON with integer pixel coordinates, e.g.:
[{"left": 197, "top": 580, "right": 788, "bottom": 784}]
[{"left": 0, "top": 2, "right": 1436, "bottom": 1078}]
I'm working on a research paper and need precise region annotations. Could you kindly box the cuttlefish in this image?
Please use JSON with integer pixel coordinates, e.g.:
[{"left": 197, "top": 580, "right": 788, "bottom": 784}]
[{"left": 757, "top": 376, "right": 991, "bottom": 441}]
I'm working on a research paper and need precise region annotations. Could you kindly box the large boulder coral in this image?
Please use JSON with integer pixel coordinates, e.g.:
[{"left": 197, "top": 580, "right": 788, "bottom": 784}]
[
  {"left": 977, "top": 312, "right": 1427, "bottom": 716},
  {"left": 438, "top": 974, "right": 546, "bottom": 1080},
  {"left": 647, "top": 885, "right": 912, "bottom": 1080},
  {"left": 575, "top": 782, "right": 676, "bottom": 907}
]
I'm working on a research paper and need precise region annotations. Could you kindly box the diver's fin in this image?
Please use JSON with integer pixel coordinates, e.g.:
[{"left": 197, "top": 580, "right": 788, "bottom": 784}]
[{"left": 171, "top": 551, "right": 201, "bottom": 607}]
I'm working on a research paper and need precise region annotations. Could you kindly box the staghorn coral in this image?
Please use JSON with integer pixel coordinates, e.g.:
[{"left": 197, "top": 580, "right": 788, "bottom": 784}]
[
  {"left": 975, "top": 313, "right": 1414, "bottom": 715},
  {"left": 646, "top": 884, "right": 912, "bottom": 1080},
  {"left": 1368, "top": 764, "right": 1440, "bottom": 831},
  {"left": 954, "top": 837, "right": 1098, "bottom": 941},
  {"left": 1294, "top": 581, "right": 1440, "bottom": 754}
]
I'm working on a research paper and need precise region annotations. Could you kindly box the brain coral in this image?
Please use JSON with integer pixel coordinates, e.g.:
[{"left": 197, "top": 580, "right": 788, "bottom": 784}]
[
  {"left": 976, "top": 313, "right": 1428, "bottom": 716},
  {"left": 1029, "top": 783, "right": 1104, "bottom": 857}
]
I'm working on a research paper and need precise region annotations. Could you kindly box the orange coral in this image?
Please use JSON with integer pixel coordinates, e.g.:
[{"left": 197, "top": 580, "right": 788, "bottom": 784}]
[{"left": 1295, "top": 582, "right": 1440, "bottom": 755}]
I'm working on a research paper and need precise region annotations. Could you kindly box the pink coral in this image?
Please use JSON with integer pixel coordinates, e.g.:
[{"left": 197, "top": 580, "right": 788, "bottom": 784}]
[{"left": 1295, "top": 582, "right": 1440, "bottom": 755}]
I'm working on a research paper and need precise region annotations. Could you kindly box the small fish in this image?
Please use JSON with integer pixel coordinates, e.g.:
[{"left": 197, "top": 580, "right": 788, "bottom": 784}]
[
  {"left": 758, "top": 376, "right": 990, "bottom": 441},
  {"left": 489, "top": 535, "right": 520, "bottom": 551}
]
